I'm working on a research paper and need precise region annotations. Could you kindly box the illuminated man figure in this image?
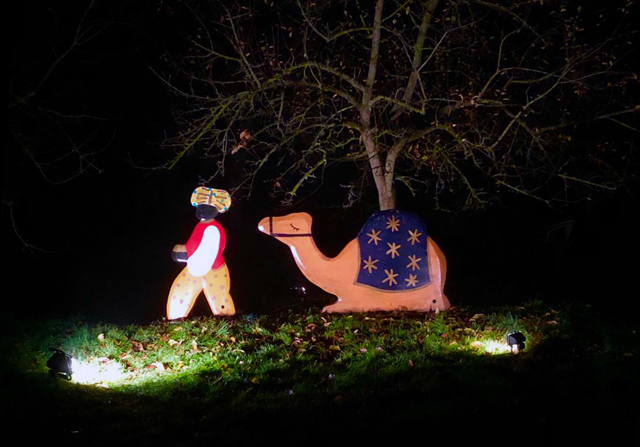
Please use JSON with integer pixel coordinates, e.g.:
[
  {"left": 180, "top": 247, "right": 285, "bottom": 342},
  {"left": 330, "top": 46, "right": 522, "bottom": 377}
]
[{"left": 167, "top": 187, "right": 236, "bottom": 319}]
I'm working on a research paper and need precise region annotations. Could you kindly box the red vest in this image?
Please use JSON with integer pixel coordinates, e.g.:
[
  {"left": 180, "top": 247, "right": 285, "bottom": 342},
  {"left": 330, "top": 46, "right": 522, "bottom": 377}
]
[{"left": 185, "top": 220, "right": 226, "bottom": 270}]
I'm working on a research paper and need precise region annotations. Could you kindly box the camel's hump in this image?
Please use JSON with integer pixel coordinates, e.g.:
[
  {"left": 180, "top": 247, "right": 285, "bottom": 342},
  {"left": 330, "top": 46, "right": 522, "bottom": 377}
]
[{"left": 355, "top": 210, "right": 431, "bottom": 291}]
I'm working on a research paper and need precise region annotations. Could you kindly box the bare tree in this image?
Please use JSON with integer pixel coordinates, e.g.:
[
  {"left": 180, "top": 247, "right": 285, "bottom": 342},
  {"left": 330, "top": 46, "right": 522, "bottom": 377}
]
[
  {"left": 162, "top": 0, "right": 638, "bottom": 210},
  {"left": 7, "top": 1, "right": 113, "bottom": 251},
  {"left": 8, "top": 0, "right": 113, "bottom": 187}
]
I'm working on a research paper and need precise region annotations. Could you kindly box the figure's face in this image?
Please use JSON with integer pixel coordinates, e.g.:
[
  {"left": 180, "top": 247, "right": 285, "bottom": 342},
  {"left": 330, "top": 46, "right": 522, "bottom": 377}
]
[{"left": 196, "top": 204, "right": 218, "bottom": 221}]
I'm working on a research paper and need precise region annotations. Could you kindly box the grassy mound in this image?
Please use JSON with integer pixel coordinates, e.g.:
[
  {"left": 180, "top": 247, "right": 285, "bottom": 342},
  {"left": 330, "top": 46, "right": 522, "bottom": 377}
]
[{"left": 2, "top": 301, "right": 638, "bottom": 445}]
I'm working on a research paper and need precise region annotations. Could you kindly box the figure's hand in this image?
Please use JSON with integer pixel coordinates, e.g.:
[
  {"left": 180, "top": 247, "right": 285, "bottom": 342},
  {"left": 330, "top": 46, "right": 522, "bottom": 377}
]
[{"left": 171, "top": 244, "right": 188, "bottom": 263}]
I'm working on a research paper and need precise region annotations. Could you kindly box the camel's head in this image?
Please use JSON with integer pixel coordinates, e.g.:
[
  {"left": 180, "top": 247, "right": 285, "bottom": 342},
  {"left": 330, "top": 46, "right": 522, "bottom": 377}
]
[{"left": 258, "top": 212, "right": 313, "bottom": 239}]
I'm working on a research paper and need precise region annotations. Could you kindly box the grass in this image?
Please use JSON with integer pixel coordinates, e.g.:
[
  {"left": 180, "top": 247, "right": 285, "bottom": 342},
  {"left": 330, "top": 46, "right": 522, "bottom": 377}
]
[{"left": 2, "top": 300, "right": 638, "bottom": 446}]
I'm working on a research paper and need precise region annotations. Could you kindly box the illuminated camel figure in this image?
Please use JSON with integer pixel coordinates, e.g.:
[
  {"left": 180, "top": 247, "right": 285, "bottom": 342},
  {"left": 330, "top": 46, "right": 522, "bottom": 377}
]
[{"left": 258, "top": 210, "right": 450, "bottom": 313}]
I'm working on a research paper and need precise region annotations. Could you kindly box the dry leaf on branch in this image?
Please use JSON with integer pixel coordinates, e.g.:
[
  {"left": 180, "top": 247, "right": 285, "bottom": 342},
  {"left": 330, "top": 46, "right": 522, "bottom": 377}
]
[{"left": 231, "top": 129, "right": 252, "bottom": 154}]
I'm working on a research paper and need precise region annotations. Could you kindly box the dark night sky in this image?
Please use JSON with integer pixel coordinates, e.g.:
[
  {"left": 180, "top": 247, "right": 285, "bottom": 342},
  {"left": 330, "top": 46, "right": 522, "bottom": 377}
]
[
  {"left": 6, "top": 0, "right": 330, "bottom": 322},
  {"left": 6, "top": 1, "right": 639, "bottom": 325}
]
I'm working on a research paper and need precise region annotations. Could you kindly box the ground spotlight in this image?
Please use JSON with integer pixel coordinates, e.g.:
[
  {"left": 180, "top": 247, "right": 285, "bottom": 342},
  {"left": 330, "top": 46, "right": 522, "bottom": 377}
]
[
  {"left": 506, "top": 332, "right": 526, "bottom": 354},
  {"left": 46, "top": 348, "right": 73, "bottom": 380}
]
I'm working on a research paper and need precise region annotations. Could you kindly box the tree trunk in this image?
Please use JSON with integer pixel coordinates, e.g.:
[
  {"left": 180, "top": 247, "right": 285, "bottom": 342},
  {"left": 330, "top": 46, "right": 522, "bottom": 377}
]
[
  {"left": 361, "top": 119, "right": 396, "bottom": 210},
  {"left": 362, "top": 0, "right": 396, "bottom": 211},
  {"left": 377, "top": 178, "right": 395, "bottom": 210}
]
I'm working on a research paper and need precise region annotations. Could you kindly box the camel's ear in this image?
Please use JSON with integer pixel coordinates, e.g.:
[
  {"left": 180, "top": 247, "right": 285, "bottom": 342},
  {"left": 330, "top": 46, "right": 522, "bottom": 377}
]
[{"left": 298, "top": 212, "right": 312, "bottom": 221}]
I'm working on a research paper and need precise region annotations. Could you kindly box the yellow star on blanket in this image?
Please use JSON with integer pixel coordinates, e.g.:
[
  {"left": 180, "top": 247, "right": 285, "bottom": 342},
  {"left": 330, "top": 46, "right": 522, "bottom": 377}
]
[
  {"left": 407, "top": 229, "right": 422, "bottom": 245},
  {"left": 386, "top": 242, "right": 401, "bottom": 259},
  {"left": 386, "top": 215, "right": 400, "bottom": 232},
  {"left": 362, "top": 256, "right": 379, "bottom": 274},
  {"left": 406, "top": 254, "right": 422, "bottom": 271},
  {"left": 405, "top": 274, "right": 419, "bottom": 287},
  {"left": 366, "top": 229, "right": 382, "bottom": 245},
  {"left": 382, "top": 269, "right": 398, "bottom": 286}
]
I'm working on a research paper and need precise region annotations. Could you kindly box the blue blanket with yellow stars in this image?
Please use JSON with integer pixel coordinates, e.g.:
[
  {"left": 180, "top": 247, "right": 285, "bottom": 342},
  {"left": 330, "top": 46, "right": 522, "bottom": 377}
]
[{"left": 355, "top": 210, "right": 431, "bottom": 291}]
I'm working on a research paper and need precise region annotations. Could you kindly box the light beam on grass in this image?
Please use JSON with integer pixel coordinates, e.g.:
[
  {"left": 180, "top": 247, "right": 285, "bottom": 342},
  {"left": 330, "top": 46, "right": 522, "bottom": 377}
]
[
  {"left": 482, "top": 339, "right": 512, "bottom": 355},
  {"left": 70, "top": 357, "right": 128, "bottom": 386}
]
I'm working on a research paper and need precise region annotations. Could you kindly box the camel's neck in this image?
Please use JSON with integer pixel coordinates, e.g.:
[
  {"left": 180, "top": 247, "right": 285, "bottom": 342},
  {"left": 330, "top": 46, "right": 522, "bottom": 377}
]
[{"left": 277, "top": 235, "right": 334, "bottom": 284}]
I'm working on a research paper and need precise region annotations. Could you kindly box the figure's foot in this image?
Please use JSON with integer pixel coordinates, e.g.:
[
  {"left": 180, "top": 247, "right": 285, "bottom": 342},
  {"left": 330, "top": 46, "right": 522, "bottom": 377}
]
[
  {"left": 167, "top": 297, "right": 193, "bottom": 320},
  {"left": 210, "top": 296, "right": 236, "bottom": 316}
]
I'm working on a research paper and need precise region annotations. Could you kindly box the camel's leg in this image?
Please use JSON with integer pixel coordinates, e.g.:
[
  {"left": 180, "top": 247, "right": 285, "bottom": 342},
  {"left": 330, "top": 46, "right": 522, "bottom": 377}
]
[
  {"left": 427, "top": 239, "right": 450, "bottom": 310},
  {"left": 321, "top": 297, "right": 352, "bottom": 313},
  {"left": 202, "top": 263, "right": 236, "bottom": 316},
  {"left": 427, "top": 292, "right": 451, "bottom": 311},
  {"left": 167, "top": 267, "right": 203, "bottom": 320},
  {"left": 433, "top": 241, "right": 447, "bottom": 296}
]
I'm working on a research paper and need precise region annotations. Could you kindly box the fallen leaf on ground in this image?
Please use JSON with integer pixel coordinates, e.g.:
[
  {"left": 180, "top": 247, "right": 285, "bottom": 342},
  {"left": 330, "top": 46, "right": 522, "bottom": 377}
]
[{"left": 147, "top": 362, "right": 165, "bottom": 371}]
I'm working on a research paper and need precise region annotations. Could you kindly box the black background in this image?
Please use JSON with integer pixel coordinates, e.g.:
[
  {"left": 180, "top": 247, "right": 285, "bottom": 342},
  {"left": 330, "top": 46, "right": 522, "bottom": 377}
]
[{"left": 6, "top": 1, "right": 639, "bottom": 325}]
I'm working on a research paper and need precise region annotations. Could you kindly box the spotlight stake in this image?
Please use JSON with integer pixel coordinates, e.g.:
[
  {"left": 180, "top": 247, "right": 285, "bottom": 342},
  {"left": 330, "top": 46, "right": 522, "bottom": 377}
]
[
  {"left": 46, "top": 348, "right": 73, "bottom": 380},
  {"left": 506, "top": 332, "right": 526, "bottom": 354}
]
